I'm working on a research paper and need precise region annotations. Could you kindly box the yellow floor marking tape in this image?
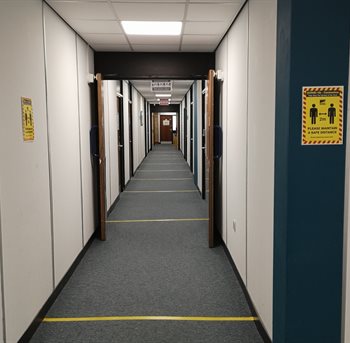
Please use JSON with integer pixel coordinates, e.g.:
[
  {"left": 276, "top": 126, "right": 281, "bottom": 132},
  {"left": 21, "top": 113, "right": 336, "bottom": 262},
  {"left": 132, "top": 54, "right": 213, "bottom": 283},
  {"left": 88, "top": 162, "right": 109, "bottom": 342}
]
[
  {"left": 43, "top": 316, "right": 259, "bottom": 323},
  {"left": 132, "top": 178, "right": 192, "bottom": 181},
  {"left": 143, "top": 163, "right": 186, "bottom": 165},
  {"left": 106, "top": 218, "right": 209, "bottom": 223},
  {"left": 137, "top": 170, "right": 190, "bottom": 172},
  {"left": 124, "top": 190, "right": 197, "bottom": 193}
]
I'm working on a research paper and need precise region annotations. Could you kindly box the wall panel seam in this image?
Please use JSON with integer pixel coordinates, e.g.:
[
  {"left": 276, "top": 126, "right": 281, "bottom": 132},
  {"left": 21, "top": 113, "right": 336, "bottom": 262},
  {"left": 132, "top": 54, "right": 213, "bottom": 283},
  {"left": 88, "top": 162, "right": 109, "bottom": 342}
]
[
  {"left": 245, "top": 1, "right": 250, "bottom": 288},
  {"left": 42, "top": 1, "right": 56, "bottom": 290},
  {"left": 0, "top": 193, "right": 7, "bottom": 342},
  {"left": 75, "top": 35, "right": 85, "bottom": 248}
]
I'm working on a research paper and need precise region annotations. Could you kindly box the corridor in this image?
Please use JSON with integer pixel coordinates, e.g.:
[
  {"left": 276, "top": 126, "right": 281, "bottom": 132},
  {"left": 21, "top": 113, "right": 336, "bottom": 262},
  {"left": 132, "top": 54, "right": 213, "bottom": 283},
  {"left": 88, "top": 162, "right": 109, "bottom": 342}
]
[{"left": 31, "top": 145, "right": 263, "bottom": 343}]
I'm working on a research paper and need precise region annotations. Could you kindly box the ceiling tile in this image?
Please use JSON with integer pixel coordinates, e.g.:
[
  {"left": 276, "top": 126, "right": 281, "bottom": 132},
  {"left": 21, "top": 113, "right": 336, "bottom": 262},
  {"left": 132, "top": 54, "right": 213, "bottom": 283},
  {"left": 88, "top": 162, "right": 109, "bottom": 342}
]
[
  {"left": 132, "top": 44, "right": 180, "bottom": 52},
  {"left": 112, "top": 3, "right": 186, "bottom": 21},
  {"left": 182, "top": 34, "right": 221, "bottom": 45},
  {"left": 47, "top": 1, "right": 115, "bottom": 20},
  {"left": 69, "top": 19, "right": 123, "bottom": 34},
  {"left": 81, "top": 33, "right": 128, "bottom": 44},
  {"left": 128, "top": 35, "right": 180, "bottom": 45},
  {"left": 186, "top": 3, "right": 241, "bottom": 22},
  {"left": 184, "top": 21, "right": 229, "bottom": 35}
]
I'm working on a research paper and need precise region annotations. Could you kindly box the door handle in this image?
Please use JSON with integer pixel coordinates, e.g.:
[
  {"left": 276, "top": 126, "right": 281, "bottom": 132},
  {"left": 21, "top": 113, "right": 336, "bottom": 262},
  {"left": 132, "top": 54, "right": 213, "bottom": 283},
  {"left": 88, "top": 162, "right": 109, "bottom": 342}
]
[{"left": 119, "top": 144, "right": 124, "bottom": 148}]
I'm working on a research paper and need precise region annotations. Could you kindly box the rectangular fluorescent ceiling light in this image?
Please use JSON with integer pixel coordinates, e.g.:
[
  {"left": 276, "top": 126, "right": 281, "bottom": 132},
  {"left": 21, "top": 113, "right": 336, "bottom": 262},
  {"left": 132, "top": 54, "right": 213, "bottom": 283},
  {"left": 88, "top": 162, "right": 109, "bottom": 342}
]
[
  {"left": 156, "top": 94, "right": 171, "bottom": 97},
  {"left": 122, "top": 21, "right": 182, "bottom": 36}
]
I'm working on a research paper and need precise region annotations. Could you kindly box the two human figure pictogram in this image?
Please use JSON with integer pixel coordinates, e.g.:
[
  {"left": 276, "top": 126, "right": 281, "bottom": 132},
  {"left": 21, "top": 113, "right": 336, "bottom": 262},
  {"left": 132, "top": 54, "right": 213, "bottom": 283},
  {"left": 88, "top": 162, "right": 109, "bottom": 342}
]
[{"left": 309, "top": 103, "right": 336, "bottom": 124}]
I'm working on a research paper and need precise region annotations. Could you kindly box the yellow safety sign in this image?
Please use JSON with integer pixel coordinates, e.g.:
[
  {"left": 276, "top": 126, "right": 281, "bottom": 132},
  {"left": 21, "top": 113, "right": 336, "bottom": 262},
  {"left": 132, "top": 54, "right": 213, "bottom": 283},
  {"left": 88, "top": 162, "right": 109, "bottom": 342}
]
[
  {"left": 21, "top": 97, "right": 34, "bottom": 141},
  {"left": 302, "top": 86, "right": 343, "bottom": 145}
]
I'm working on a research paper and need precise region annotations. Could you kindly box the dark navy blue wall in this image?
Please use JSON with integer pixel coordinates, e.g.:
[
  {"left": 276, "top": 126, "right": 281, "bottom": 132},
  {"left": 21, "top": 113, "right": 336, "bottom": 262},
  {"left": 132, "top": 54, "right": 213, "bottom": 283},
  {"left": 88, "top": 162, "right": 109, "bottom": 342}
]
[{"left": 274, "top": 0, "right": 350, "bottom": 342}]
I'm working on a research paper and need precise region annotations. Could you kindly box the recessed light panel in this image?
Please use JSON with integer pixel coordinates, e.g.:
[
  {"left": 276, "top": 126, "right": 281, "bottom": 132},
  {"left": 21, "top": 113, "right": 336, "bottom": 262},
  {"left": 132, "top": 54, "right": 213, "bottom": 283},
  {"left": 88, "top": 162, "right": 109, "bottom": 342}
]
[{"left": 121, "top": 21, "right": 182, "bottom": 36}]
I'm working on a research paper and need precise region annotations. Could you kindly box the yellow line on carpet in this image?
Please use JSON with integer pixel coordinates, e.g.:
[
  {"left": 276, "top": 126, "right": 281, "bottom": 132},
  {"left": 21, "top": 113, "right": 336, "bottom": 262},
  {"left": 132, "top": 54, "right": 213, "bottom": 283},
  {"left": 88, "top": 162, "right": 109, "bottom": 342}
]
[
  {"left": 137, "top": 170, "right": 189, "bottom": 172},
  {"left": 43, "top": 316, "right": 259, "bottom": 323},
  {"left": 132, "top": 178, "right": 192, "bottom": 181},
  {"left": 106, "top": 218, "right": 209, "bottom": 223},
  {"left": 124, "top": 190, "right": 197, "bottom": 193}
]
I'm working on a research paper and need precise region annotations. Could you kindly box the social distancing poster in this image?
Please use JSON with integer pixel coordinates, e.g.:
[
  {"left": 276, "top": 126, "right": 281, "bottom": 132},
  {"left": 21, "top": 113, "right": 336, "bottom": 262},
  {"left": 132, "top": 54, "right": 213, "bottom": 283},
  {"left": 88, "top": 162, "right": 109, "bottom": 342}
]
[
  {"left": 302, "top": 86, "right": 343, "bottom": 145},
  {"left": 21, "top": 97, "right": 34, "bottom": 142}
]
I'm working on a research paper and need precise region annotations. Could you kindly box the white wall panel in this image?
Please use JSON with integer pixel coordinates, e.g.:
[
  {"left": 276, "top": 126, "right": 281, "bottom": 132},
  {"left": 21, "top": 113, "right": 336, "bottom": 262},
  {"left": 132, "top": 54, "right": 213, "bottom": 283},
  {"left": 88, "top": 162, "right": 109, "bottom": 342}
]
[
  {"left": 76, "top": 37, "right": 95, "bottom": 245},
  {"left": 103, "top": 81, "right": 111, "bottom": 210},
  {"left": 226, "top": 4, "right": 249, "bottom": 283},
  {"left": 108, "top": 81, "right": 120, "bottom": 206},
  {"left": 181, "top": 100, "right": 185, "bottom": 153},
  {"left": 246, "top": 1, "right": 276, "bottom": 337},
  {"left": 0, "top": 2, "right": 53, "bottom": 341},
  {"left": 123, "top": 81, "right": 130, "bottom": 184},
  {"left": 132, "top": 88, "right": 139, "bottom": 172},
  {"left": 215, "top": 36, "right": 228, "bottom": 243},
  {"left": 186, "top": 92, "right": 191, "bottom": 166},
  {"left": 44, "top": 4, "right": 83, "bottom": 285},
  {"left": 196, "top": 81, "right": 203, "bottom": 193},
  {"left": 139, "top": 96, "right": 146, "bottom": 163}
]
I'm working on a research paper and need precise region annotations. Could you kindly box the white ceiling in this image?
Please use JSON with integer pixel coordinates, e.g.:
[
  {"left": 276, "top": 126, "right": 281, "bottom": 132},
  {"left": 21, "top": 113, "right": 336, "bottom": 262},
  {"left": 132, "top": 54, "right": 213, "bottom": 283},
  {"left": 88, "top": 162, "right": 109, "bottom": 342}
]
[
  {"left": 130, "top": 80, "right": 194, "bottom": 104},
  {"left": 46, "top": 0, "right": 245, "bottom": 52}
]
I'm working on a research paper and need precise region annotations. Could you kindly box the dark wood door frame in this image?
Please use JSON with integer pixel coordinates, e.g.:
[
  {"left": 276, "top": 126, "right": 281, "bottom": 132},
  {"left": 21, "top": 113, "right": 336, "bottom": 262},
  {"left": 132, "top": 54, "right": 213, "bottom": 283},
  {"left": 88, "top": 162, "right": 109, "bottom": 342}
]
[
  {"left": 160, "top": 115, "right": 173, "bottom": 142},
  {"left": 96, "top": 73, "right": 106, "bottom": 241}
]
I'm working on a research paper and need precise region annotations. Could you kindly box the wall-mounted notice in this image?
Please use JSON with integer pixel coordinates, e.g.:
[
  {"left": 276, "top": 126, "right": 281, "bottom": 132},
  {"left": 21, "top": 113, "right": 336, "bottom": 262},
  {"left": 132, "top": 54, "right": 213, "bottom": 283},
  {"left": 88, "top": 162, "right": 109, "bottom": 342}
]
[
  {"left": 21, "top": 97, "right": 35, "bottom": 142},
  {"left": 302, "top": 86, "right": 343, "bottom": 145},
  {"left": 163, "top": 119, "right": 170, "bottom": 126}
]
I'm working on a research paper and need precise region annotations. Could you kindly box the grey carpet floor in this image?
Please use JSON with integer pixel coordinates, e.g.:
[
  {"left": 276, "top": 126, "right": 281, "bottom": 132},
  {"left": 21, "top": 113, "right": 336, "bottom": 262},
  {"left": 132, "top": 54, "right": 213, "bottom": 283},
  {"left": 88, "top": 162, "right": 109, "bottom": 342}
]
[{"left": 31, "top": 144, "right": 264, "bottom": 343}]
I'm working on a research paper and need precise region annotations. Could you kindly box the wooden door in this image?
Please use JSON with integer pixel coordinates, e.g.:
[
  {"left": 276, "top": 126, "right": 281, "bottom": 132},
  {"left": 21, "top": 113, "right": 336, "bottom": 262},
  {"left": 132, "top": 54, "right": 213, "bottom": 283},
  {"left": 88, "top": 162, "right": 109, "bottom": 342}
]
[
  {"left": 96, "top": 73, "right": 106, "bottom": 241},
  {"left": 160, "top": 115, "right": 173, "bottom": 142},
  {"left": 207, "top": 70, "right": 215, "bottom": 248}
]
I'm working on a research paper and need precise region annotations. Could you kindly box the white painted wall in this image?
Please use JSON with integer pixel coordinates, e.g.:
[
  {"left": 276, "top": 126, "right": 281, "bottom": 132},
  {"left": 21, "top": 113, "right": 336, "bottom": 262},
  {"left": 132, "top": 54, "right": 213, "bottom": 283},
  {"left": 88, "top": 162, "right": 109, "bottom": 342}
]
[
  {"left": 0, "top": 2, "right": 53, "bottom": 342},
  {"left": 181, "top": 100, "right": 185, "bottom": 153},
  {"left": 226, "top": 4, "right": 249, "bottom": 283},
  {"left": 186, "top": 92, "right": 191, "bottom": 166},
  {"left": 76, "top": 37, "right": 95, "bottom": 245},
  {"left": 216, "top": 1, "right": 276, "bottom": 338},
  {"left": 44, "top": 4, "right": 84, "bottom": 285},
  {"left": 195, "top": 81, "right": 203, "bottom": 193},
  {"left": 0, "top": 198, "right": 3, "bottom": 343},
  {"left": 123, "top": 81, "right": 130, "bottom": 184},
  {"left": 215, "top": 36, "right": 228, "bottom": 243},
  {"left": 138, "top": 96, "right": 146, "bottom": 163},
  {"left": 0, "top": 2, "right": 96, "bottom": 341},
  {"left": 246, "top": 0, "right": 276, "bottom": 336},
  {"left": 132, "top": 87, "right": 146, "bottom": 171},
  {"left": 103, "top": 80, "right": 120, "bottom": 210},
  {"left": 343, "top": 49, "right": 350, "bottom": 343},
  {"left": 103, "top": 82, "right": 112, "bottom": 210}
]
